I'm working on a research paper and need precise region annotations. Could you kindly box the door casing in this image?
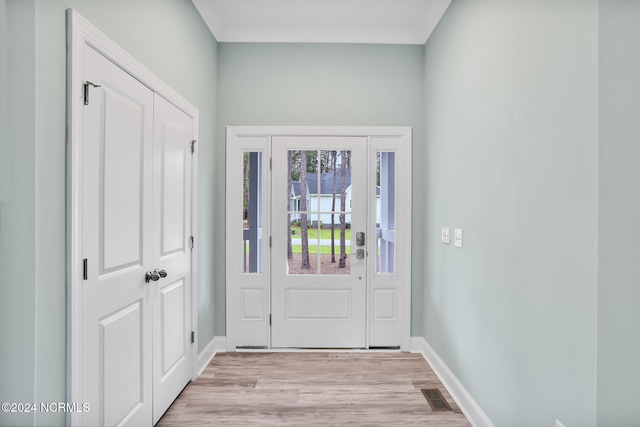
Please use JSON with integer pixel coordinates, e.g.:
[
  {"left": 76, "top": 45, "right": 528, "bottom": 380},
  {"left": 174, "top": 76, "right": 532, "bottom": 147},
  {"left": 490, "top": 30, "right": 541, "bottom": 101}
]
[
  {"left": 66, "top": 10, "right": 199, "bottom": 426},
  {"left": 225, "top": 126, "right": 412, "bottom": 351}
]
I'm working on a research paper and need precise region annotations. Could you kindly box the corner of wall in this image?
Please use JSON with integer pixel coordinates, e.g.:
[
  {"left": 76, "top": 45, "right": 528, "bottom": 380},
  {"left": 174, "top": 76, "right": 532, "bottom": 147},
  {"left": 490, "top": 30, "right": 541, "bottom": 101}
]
[
  {"left": 196, "top": 336, "right": 226, "bottom": 377},
  {"left": 411, "top": 337, "right": 495, "bottom": 427}
]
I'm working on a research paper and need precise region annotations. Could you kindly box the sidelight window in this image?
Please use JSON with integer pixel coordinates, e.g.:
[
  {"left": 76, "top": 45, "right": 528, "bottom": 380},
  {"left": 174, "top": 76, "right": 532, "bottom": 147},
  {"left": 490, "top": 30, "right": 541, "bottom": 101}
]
[
  {"left": 242, "top": 151, "right": 262, "bottom": 273},
  {"left": 376, "top": 152, "right": 395, "bottom": 274}
]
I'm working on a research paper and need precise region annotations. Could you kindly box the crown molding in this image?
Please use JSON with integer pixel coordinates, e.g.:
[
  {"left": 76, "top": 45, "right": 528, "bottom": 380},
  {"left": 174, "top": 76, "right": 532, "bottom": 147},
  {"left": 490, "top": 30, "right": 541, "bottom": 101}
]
[{"left": 192, "top": 0, "right": 451, "bottom": 45}]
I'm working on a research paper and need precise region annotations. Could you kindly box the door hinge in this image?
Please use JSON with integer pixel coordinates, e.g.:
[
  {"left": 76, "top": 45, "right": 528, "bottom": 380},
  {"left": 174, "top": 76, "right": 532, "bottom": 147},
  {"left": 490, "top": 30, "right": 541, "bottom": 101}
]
[
  {"left": 191, "top": 140, "right": 196, "bottom": 154},
  {"left": 189, "top": 236, "right": 194, "bottom": 249},
  {"left": 83, "top": 258, "right": 88, "bottom": 280},
  {"left": 269, "top": 314, "right": 272, "bottom": 326},
  {"left": 191, "top": 331, "right": 195, "bottom": 344},
  {"left": 270, "top": 157, "right": 272, "bottom": 170},
  {"left": 269, "top": 236, "right": 272, "bottom": 248},
  {"left": 83, "top": 81, "right": 101, "bottom": 106}
]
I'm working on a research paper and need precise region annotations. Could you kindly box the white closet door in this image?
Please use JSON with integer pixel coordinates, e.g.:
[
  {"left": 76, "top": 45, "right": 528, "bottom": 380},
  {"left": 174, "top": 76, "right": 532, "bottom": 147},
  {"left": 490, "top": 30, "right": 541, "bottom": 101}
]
[
  {"left": 152, "top": 94, "right": 193, "bottom": 424},
  {"left": 82, "top": 46, "right": 154, "bottom": 427}
]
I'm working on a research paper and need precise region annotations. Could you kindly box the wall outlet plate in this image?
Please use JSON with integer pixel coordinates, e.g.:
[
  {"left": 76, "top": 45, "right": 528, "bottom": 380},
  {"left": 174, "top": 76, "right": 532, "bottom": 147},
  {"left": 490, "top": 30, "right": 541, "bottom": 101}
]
[
  {"left": 441, "top": 227, "right": 451, "bottom": 244},
  {"left": 454, "top": 228, "right": 463, "bottom": 248}
]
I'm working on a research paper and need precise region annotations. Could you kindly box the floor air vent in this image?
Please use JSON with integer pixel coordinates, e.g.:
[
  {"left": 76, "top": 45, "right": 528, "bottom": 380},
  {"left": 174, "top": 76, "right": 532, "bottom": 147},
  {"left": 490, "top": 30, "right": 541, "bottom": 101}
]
[{"left": 421, "top": 389, "right": 452, "bottom": 411}]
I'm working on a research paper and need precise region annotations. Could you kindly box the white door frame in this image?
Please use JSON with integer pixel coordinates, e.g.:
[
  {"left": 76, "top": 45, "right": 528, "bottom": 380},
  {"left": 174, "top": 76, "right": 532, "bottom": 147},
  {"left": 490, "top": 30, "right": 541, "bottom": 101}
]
[
  {"left": 226, "top": 126, "right": 412, "bottom": 351},
  {"left": 66, "top": 10, "right": 199, "bottom": 426}
]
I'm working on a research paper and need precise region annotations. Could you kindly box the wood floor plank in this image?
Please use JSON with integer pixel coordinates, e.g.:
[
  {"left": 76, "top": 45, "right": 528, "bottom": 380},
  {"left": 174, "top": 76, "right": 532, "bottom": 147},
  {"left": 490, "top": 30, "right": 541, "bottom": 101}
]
[{"left": 157, "top": 352, "right": 471, "bottom": 426}]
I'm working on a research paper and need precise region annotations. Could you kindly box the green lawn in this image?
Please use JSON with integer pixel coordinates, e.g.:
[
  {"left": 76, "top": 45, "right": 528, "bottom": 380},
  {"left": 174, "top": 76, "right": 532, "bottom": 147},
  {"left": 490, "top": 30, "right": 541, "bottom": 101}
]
[
  {"left": 291, "top": 244, "right": 351, "bottom": 255},
  {"left": 245, "top": 225, "right": 377, "bottom": 255},
  {"left": 290, "top": 226, "right": 351, "bottom": 240},
  {"left": 290, "top": 226, "right": 351, "bottom": 254}
]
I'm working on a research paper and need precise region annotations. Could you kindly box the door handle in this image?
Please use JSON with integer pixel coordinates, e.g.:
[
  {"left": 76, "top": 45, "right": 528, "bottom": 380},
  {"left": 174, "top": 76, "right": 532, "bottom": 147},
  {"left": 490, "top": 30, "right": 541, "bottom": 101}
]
[
  {"left": 145, "top": 269, "right": 167, "bottom": 283},
  {"left": 145, "top": 271, "right": 160, "bottom": 283}
]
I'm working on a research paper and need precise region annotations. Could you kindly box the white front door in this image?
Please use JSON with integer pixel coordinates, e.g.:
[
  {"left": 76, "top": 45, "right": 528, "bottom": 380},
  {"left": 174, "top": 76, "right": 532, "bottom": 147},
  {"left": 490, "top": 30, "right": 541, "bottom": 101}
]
[
  {"left": 81, "top": 46, "right": 193, "bottom": 426},
  {"left": 271, "top": 137, "right": 367, "bottom": 348}
]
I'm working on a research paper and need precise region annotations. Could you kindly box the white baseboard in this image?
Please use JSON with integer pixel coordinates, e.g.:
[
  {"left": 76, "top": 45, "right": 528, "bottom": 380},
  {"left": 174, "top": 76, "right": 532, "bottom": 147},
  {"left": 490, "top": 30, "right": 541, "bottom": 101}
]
[
  {"left": 196, "top": 336, "right": 226, "bottom": 377},
  {"left": 411, "top": 337, "right": 494, "bottom": 427}
]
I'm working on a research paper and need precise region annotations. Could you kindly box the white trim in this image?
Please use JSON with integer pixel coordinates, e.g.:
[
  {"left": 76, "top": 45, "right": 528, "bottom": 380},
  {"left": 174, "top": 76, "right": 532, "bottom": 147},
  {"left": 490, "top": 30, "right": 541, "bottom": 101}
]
[
  {"left": 411, "top": 337, "right": 495, "bottom": 427},
  {"left": 218, "top": 27, "right": 430, "bottom": 45},
  {"left": 196, "top": 336, "right": 227, "bottom": 376},
  {"left": 228, "top": 125, "right": 412, "bottom": 139},
  {"left": 66, "top": 9, "right": 199, "bottom": 426},
  {"left": 190, "top": 117, "right": 200, "bottom": 381}
]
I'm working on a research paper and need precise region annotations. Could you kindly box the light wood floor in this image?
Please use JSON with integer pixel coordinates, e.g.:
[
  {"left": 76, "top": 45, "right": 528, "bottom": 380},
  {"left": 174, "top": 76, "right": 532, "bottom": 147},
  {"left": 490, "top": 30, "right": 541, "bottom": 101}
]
[{"left": 158, "top": 352, "right": 471, "bottom": 426}]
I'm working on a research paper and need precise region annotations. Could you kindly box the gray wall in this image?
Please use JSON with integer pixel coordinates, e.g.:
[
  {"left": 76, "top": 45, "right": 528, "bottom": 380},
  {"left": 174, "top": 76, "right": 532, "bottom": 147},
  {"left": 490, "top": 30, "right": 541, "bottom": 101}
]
[
  {"left": 423, "top": 1, "right": 598, "bottom": 426},
  {"left": 216, "top": 42, "right": 426, "bottom": 335},
  {"left": 598, "top": 1, "right": 640, "bottom": 425},
  {"left": 0, "top": 1, "right": 218, "bottom": 425},
  {"left": 0, "top": 2, "right": 38, "bottom": 426}
]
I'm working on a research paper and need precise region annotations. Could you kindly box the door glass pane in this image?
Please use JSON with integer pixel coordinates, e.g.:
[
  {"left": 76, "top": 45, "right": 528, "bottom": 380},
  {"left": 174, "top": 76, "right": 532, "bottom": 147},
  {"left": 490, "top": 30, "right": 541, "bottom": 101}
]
[
  {"left": 243, "top": 151, "right": 262, "bottom": 273},
  {"left": 376, "top": 152, "right": 395, "bottom": 273},
  {"left": 286, "top": 149, "right": 352, "bottom": 275},
  {"left": 319, "top": 219, "right": 351, "bottom": 275}
]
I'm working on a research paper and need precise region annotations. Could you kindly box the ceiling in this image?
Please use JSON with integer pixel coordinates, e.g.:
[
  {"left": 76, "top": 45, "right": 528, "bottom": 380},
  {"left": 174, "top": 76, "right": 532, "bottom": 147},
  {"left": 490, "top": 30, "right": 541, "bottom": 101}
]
[{"left": 191, "top": 0, "right": 452, "bottom": 45}]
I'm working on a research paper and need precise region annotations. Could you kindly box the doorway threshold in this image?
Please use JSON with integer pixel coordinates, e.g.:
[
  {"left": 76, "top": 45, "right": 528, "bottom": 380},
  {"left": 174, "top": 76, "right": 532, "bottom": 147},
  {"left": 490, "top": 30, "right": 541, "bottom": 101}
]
[{"left": 235, "top": 347, "right": 401, "bottom": 353}]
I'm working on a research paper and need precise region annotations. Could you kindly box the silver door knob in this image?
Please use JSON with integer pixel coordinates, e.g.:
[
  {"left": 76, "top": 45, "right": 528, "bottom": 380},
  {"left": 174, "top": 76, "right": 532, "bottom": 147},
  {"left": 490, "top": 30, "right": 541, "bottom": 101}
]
[
  {"left": 154, "top": 269, "right": 167, "bottom": 278},
  {"left": 145, "top": 271, "right": 160, "bottom": 282}
]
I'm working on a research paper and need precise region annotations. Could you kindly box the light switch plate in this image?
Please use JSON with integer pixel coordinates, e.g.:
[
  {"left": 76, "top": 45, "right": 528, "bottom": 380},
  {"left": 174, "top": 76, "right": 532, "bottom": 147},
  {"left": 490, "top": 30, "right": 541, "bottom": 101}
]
[
  {"left": 441, "top": 227, "right": 451, "bottom": 244},
  {"left": 454, "top": 228, "right": 463, "bottom": 248}
]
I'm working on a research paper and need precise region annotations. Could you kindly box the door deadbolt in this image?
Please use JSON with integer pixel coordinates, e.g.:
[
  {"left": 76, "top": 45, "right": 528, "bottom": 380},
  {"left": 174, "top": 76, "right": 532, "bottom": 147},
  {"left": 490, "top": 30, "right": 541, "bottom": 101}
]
[{"left": 356, "top": 232, "right": 365, "bottom": 246}]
